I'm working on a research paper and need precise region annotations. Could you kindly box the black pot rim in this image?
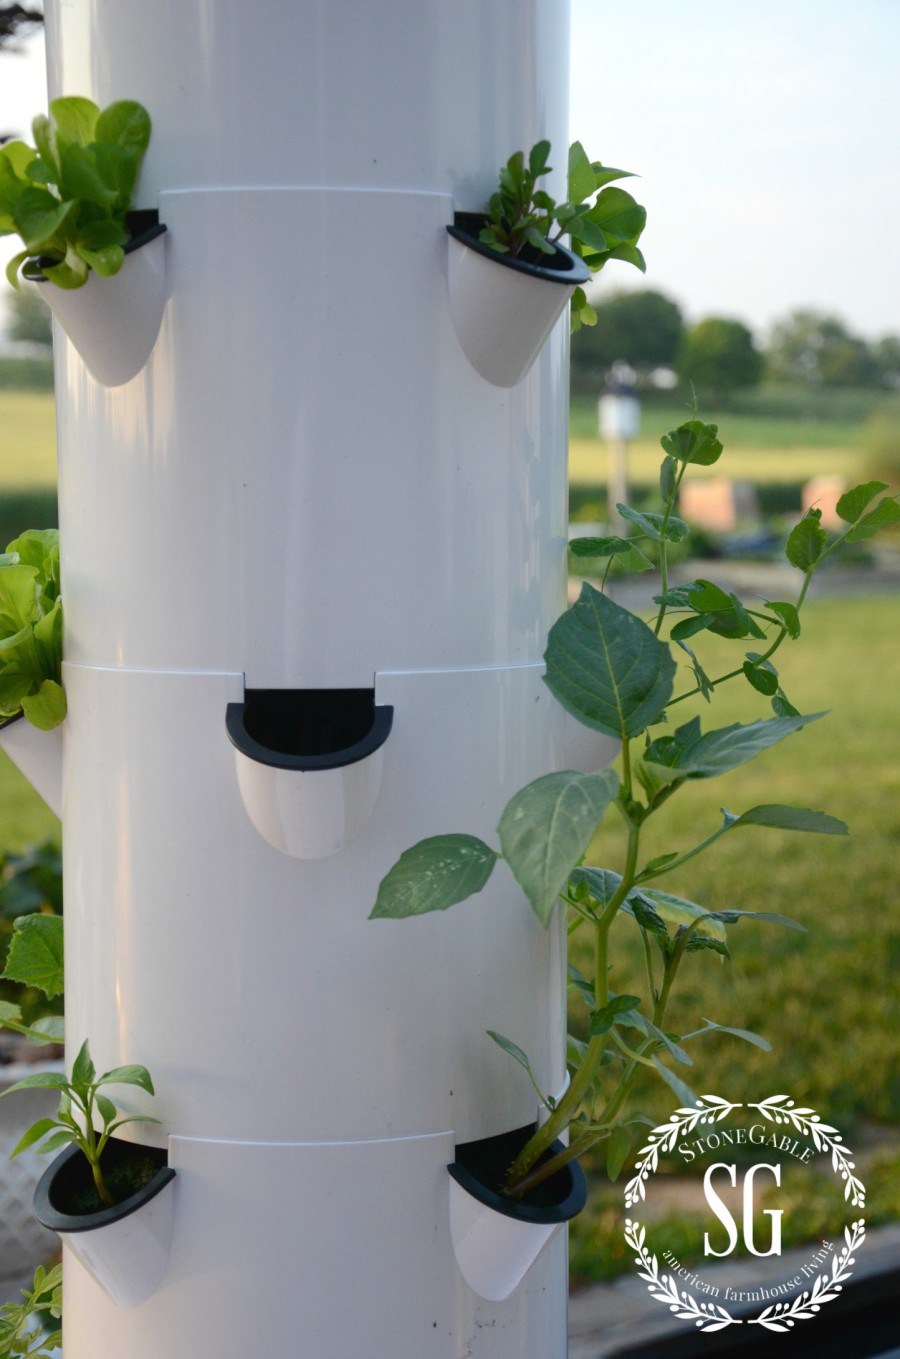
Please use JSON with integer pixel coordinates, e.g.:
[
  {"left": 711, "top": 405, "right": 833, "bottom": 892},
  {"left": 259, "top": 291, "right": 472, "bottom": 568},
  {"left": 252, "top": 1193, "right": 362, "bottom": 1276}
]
[
  {"left": 34, "top": 1140, "right": 175, "bottom": 1234},
  {"left": 449, "top": 1135, "right": 587, "bottom": 1225},
  {"left": 448, "top": 212, "right": 590, "bottom": 287},
  {"left": 0, "top": 710, "right": 25, "bottom": 732},
  {"left": 226, "top": 698, "right": 394, "bottom": 772}
]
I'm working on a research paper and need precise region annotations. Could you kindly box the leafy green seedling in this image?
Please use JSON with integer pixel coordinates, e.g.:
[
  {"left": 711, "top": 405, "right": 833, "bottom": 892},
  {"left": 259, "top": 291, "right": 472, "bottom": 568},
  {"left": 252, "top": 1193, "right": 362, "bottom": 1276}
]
[
  {"left": 0, "top": 1263, "right": 62, "bottom": 1359},
  {"left": 0, "top": 529, "right": 65, "bottom": 730},
  {"left": 372, "top": 404, "right": 898, "bottom": 1201},
  {"left": 476, "top": 140, "right": 647, "bottom": 330},
  {"left": 0, "top": 96, "right": 151, "bottom": 290},
  {"left": 2, "top": 1039, "right": 158, "bottom": 1210}
]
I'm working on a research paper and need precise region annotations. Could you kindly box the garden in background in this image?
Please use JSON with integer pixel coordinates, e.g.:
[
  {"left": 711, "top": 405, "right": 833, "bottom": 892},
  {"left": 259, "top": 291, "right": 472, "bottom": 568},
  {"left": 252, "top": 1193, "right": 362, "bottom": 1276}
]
[{"left": 0, "top": 285, "right": 897, "bottom": 1286}]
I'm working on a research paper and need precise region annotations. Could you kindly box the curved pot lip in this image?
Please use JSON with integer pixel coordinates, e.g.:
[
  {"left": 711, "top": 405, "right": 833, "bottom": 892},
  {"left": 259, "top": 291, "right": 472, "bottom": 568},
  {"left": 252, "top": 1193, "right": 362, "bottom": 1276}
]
[
  {"left": 225, "top": 700, "right": 393, "bottom": 772},
  {"left": 34, "top": 1142, "right": 175, "bottom": 1235},
  {"left": 448, "top": 213, "right": 590, "bottom": 287},
  {"left": 0, "top": 710, "right": 25, "bottom": 732},
  {"left": 24, "top": 216, "right": 167, "bottom": 283},
  {"left": 448, "top": 1137, "right": 587, "bottom": 1225}
]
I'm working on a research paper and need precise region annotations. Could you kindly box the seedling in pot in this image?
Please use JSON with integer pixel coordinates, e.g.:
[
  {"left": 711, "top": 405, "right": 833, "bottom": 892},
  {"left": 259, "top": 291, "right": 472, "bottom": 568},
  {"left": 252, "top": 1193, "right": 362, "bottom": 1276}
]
[
  {"left": 2, "top": 1039, "right": 159, "bottom": 1210},
  {"left": 372, "top": 412, "right": 900, "bottom": 1204},
  {"left": 476, "top": 140, "right": 647, "bottom": 330},
  {"left": 0, "top": 96, "right": 152, "bottom": 290}
]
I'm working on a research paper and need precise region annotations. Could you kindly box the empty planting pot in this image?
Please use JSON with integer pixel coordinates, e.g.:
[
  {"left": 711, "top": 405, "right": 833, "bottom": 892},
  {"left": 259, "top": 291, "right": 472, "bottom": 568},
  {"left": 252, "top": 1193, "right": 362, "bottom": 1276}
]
[
  {"left": 448, "top": 1123, "right": 586, "bottom": 1300},
  {"left": 446, "top": 212, "right": 589, "bottom": 388},
  {"left": 30, "top": 213, "right": 168, "bottom": 388},
  {"left": 226, "top": 688, "right": 393, "bottom": 858},
  {"left": 34, "top": 1139, "right": 176, "bottom": 1308}
]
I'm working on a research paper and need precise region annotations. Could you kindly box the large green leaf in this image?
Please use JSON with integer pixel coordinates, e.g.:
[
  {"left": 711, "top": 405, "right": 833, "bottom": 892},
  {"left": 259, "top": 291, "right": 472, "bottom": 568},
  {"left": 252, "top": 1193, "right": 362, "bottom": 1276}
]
[
  {"left": 844, "top": 496, "right": 900, "bottom": 542},
  {"left": 21, "top": 678, "right": 67, "bottom": 730},
  {"left": 785, "top": 511, "right": 826, "bottom": 570},
  {"left": 498, "top": 769, "right": 619, "bottom": 925},
  {"left": 660, "top": 420, "right": 723, "bottom": 466},
  {"left": 2, "top": 913, "right": 64, "bottom": 999},
  {"left": 95, "top": 100, "right": 152, "bottom": 154},
  {"left": 836, "top": 481, "right": 888, "bottom": 524},
  {"left": 642, "top": 712, "right": 824, "bottom": 780},
  {"left": 370, "top": 834, "right": 498, "bottom": 919},
  {"left": 722, "top": 804, "right": 848, "bottom": 835},
  {"left": 0, "top": 563, "right": 38, "bottom": 636},
  {"left": 544, "top": 584, "right": 676, "bottom": 740},
  {"left": 48, "top": 96, "right": 99, "bottom": 148}
]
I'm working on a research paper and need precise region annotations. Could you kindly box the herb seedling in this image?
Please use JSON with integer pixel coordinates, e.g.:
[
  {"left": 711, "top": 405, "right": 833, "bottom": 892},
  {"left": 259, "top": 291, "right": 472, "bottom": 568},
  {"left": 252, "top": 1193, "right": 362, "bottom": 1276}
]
[
  {"left": 2, "top": 1039, "right": 158, "bottom": 1210},
  {"left": 0, "top": 530, "right": 65, "bottom": 730},
  {"left": 372, "top": 417, "right": 899, "bottom": 1200},
  {"left": 477, "top": 140, "right": 647, "bottom": 330},
  {"left": 0, "top": 96, "right": 151, "bottom": 290}
]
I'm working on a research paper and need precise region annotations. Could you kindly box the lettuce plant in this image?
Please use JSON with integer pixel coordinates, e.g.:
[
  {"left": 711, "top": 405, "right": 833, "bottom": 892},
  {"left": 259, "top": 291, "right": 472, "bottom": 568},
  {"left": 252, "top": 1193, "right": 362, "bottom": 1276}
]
[
  {"left": 476, "top": 140, "right": 647, "bottom": 331},
  {"left": 0, "top": 96, "right": 151, "bottom": 290},
  {"left": 0, "top": 530, "right": 65, "bottom": 730},
  {"left": 372, "top": 418, "right": 899, "bottom": 1201}
]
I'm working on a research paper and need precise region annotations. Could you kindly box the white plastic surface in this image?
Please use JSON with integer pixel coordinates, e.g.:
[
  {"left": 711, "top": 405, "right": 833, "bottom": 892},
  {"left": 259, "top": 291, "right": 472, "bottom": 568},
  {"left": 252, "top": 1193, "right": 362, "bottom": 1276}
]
[
  {"left": 233, "top": 745, "right": 385, "bottom": 859},
  {"left": 61, "top": 1131, "right": 570, "bottom": 1358},
  {"left": 38, "top": 230, "right": 167, "bottom": 387},
  {"left": 55, "top": 187, "right": 569, "bottom": 683},
  {"left": 449, "top": 1172, "right": 563, "bottom": 1302},
  {"left": 61, "top": 1171, "right": 175, "bottom": 1309},
  {"left": 0, "top": 718, "right": 63, "bottom": 817},
  {"left": 447, "top": 231, "right": 578, "bottom": 387},
  {"left": 62, "top": 661, "right": 610, "bottom": 1146}
]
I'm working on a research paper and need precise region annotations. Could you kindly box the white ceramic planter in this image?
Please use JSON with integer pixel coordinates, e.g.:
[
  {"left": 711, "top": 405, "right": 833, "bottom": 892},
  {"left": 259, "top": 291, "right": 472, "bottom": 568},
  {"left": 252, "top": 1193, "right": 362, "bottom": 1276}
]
[
  {"left": 225, "top": 690, "right": 393, "bottom": 858},
  {"left": 34, "top": 1141, "right": 176, "bottom": 1309},
  {"left": 34, "top": 221, "right": 167, "bottom": 388},
  {"left": 0, "top": 714, "right": 63, "bottom": 817},
  {"left": 446, "top": 215, "right": 589, "bottom": 388},
  {"left": 448, "top": 1126, "right": 586, "bottom": 1301}
]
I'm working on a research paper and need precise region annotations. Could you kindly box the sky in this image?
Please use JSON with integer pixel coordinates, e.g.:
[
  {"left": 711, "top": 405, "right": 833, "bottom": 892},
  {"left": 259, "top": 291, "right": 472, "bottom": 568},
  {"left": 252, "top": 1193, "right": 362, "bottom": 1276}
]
[{"left": 1, "top": 1, "right": 898, "bottom": 344}]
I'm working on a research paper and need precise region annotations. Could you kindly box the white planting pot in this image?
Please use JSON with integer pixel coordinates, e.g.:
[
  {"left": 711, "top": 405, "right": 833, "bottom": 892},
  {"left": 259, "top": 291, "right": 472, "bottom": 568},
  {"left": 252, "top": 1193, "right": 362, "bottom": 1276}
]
[
  {"left": 446, "top": 217, "right": 589, "bottom": 388},
  {"left": 448, "top": 1129, "right": 586, "bottom": 1302},
  {"left": 0, "top": 715, "right": 63, "bottom": 817},
  {"left": 34, "top": 1142, "right": 176, "bottom": 1309},
  {"left": 35, "top": 224, "right": 167, "bottom": 388},
  {"left": 226, "top": 694, "right": 393, "bottom": 858}
]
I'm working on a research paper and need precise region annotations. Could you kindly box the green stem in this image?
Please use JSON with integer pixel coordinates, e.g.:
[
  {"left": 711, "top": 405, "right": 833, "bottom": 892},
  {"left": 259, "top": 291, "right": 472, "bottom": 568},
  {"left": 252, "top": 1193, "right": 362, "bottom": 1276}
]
[{"left": 654, "top": 464, "right": 687, "bottom": 637}]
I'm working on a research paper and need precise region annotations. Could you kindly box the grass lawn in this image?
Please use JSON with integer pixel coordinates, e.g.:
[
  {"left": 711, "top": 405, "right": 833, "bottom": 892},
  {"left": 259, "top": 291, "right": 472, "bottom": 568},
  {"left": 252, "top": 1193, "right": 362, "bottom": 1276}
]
[{"left": 0, "top": 391, "right": 57, "bottom": 490}]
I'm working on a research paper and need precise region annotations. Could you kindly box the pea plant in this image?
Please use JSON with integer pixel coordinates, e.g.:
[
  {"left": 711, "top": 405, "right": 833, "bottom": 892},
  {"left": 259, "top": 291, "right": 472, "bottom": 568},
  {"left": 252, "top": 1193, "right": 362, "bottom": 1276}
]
[
  {"left": 372, "top": 417, "right": 899, "bottom": 1200},
  {"left": 476, "top": 140, "right": 647, "bottom": 330},
  {"left": 0, "top": 96, "right": 151, "bottom": 291}
]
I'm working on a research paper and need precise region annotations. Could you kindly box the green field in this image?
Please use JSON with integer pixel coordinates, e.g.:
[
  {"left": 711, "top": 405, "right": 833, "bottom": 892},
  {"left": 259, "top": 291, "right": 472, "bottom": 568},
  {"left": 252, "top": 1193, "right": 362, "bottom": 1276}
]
[{"left": 0, "top": 391, "right": 58, "bottom": 490}]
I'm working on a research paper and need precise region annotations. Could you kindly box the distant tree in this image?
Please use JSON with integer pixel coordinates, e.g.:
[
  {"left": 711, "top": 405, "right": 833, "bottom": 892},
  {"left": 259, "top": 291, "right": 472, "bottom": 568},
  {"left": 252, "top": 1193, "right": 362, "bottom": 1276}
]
[
  {"left": 7, "top": 285, "right": 52, "bottom": 345},
  {"left": 766, "top": 309, "right": 879, "bottom": 388},
  {"left": 0, "top": 4, "right": 42, "bottom": 51},
  {"left": 677, "top": 316, "right": 763, "bottom": 397},
  {"left": 872, "top": 335, "right": 900, "bottom": 392},
  {"left": 570, "top": 289, "right": 684, "bottom": 395}
]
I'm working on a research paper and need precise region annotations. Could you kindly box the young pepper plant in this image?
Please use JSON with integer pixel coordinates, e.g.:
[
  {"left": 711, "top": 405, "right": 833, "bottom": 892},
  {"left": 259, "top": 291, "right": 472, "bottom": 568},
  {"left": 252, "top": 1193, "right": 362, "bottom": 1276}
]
[
  {"left": 0, "top": 1263, "right": 62, "bottom": 1359},
  {"left": 477, "top": 140, "right": 647, "bottom": 331},
  {"left": 371, "top": 415, "right": 899, "bottom": 1199}
]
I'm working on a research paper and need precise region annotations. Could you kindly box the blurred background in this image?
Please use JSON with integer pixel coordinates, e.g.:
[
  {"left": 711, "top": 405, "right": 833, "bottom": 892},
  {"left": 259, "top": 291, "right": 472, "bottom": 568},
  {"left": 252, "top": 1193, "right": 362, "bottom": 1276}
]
[{"left": 0, "top": 0, "right": 897, "bottom": 1290}]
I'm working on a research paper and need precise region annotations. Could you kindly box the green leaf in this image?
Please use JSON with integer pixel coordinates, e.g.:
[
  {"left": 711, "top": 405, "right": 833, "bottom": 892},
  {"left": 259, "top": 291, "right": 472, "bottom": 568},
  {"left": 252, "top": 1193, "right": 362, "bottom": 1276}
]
[
  {"left": 836, "top": 481, "right": 888, "bottom": 523},
  {"left": 703, "top": 907, "right": 805, "bottom": 932},
  {"left": 20, "top": 678, "right": 67, "bottom": 730},
  {"left": 95, "top": 100, "right": 152, "bottom": 154},
  {"left": 642, "top": 711, "right": 824, "bottom": 780},
  {"left": 568, "top": 537, "right": 653, "bottom": 572},
  {"left": 589, "top": 994, "right": 641, "bottom": 1036},
  {"left": 0, "top": 1070, "right": 70, "bottom": 1095},
  {"left": 70, "top": 1038, "right": 96, "bottom": 1090},
  {"left": 97, "top": 1062, "right": 155, "bottom": 1095},
  {"left": 684, "top": 1019, "right": 772, "bottom": 1052},
  {"left": 742, "top": 654, "right": 779, "bottom": 696},
  {"left": 2, "top": 913, "right": 64, "bottom": 998},
  {"left": 606, "top": 1124, "right": 632, "bottom": 1181},
  {"left": 651, "top": 1056, "right": 697, "bottom": 1107},
  {"left": 95, "top": 1093, "right": 117, "bottom": 1124},
  {"left": 486, "top": 1030, "right": 533, "bottom": 1075},
  {"left": 0, "top": 563, "right": 38, "bottom": 634},
  {"left": 498, "top": 769, "right": 619, "bottom": 925},
  {"left": 637, "top": 887, "right": 727, "bottom": 942},
  {"left": 8, "top": 1117, "right": 62, "bottom": 1157},
  {"left": 786, "top": 510, "right": 827, "bottom": 570},
  {"left": 722, "top": 803, "right": 848, "bottom": 835},
  {"left": 49, "top": 96, "right": 100, "bottom": 146},
  {"left": 585, "top": 187, "right": 646, "bottom": 247},
  {"left": 765, "top": 600, "right": 801, "bottom": 638},
  {"left": 844, "top": 496, "right": 900, "bottom": 542},
  {"left": 544, "top": 584, "right": 676, "bottom": 740},
  {"left": 660, "top": 455, "right": 678, "bottom": 501},
  {"left": 660, "top": 419, "right": 723, "bottom": 466},
  {"left": 369, "top": 834, "right": 498, "bottom": 919},
  {"left": 617, "top": 504, "right": 690, "bottom": 544},
  {"left": 567, "top": 141, "right": 597, "bottom": 204},
  {"left": 674, "top": 639, "right": 714, "bottom": 701}
]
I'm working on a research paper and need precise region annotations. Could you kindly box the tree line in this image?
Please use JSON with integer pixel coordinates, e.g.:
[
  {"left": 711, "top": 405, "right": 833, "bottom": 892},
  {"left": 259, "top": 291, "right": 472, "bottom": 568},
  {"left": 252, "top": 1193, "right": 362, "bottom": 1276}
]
[{"left": 571, "top": 289, "right": 900, "bottom": 400}]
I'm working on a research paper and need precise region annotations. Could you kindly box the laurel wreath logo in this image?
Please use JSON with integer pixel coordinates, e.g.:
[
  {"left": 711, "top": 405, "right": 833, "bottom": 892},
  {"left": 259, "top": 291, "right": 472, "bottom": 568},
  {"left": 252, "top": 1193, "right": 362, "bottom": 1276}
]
[{"left": 622, "top": 1095, "right": 867, "bottom": 1332}]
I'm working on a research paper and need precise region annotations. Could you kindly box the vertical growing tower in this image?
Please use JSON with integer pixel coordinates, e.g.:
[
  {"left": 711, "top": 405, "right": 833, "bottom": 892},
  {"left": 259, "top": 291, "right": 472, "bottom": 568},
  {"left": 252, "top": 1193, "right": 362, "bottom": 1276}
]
[{"left": 37, "top": 1, "right": 602, "bottom": 1352}]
